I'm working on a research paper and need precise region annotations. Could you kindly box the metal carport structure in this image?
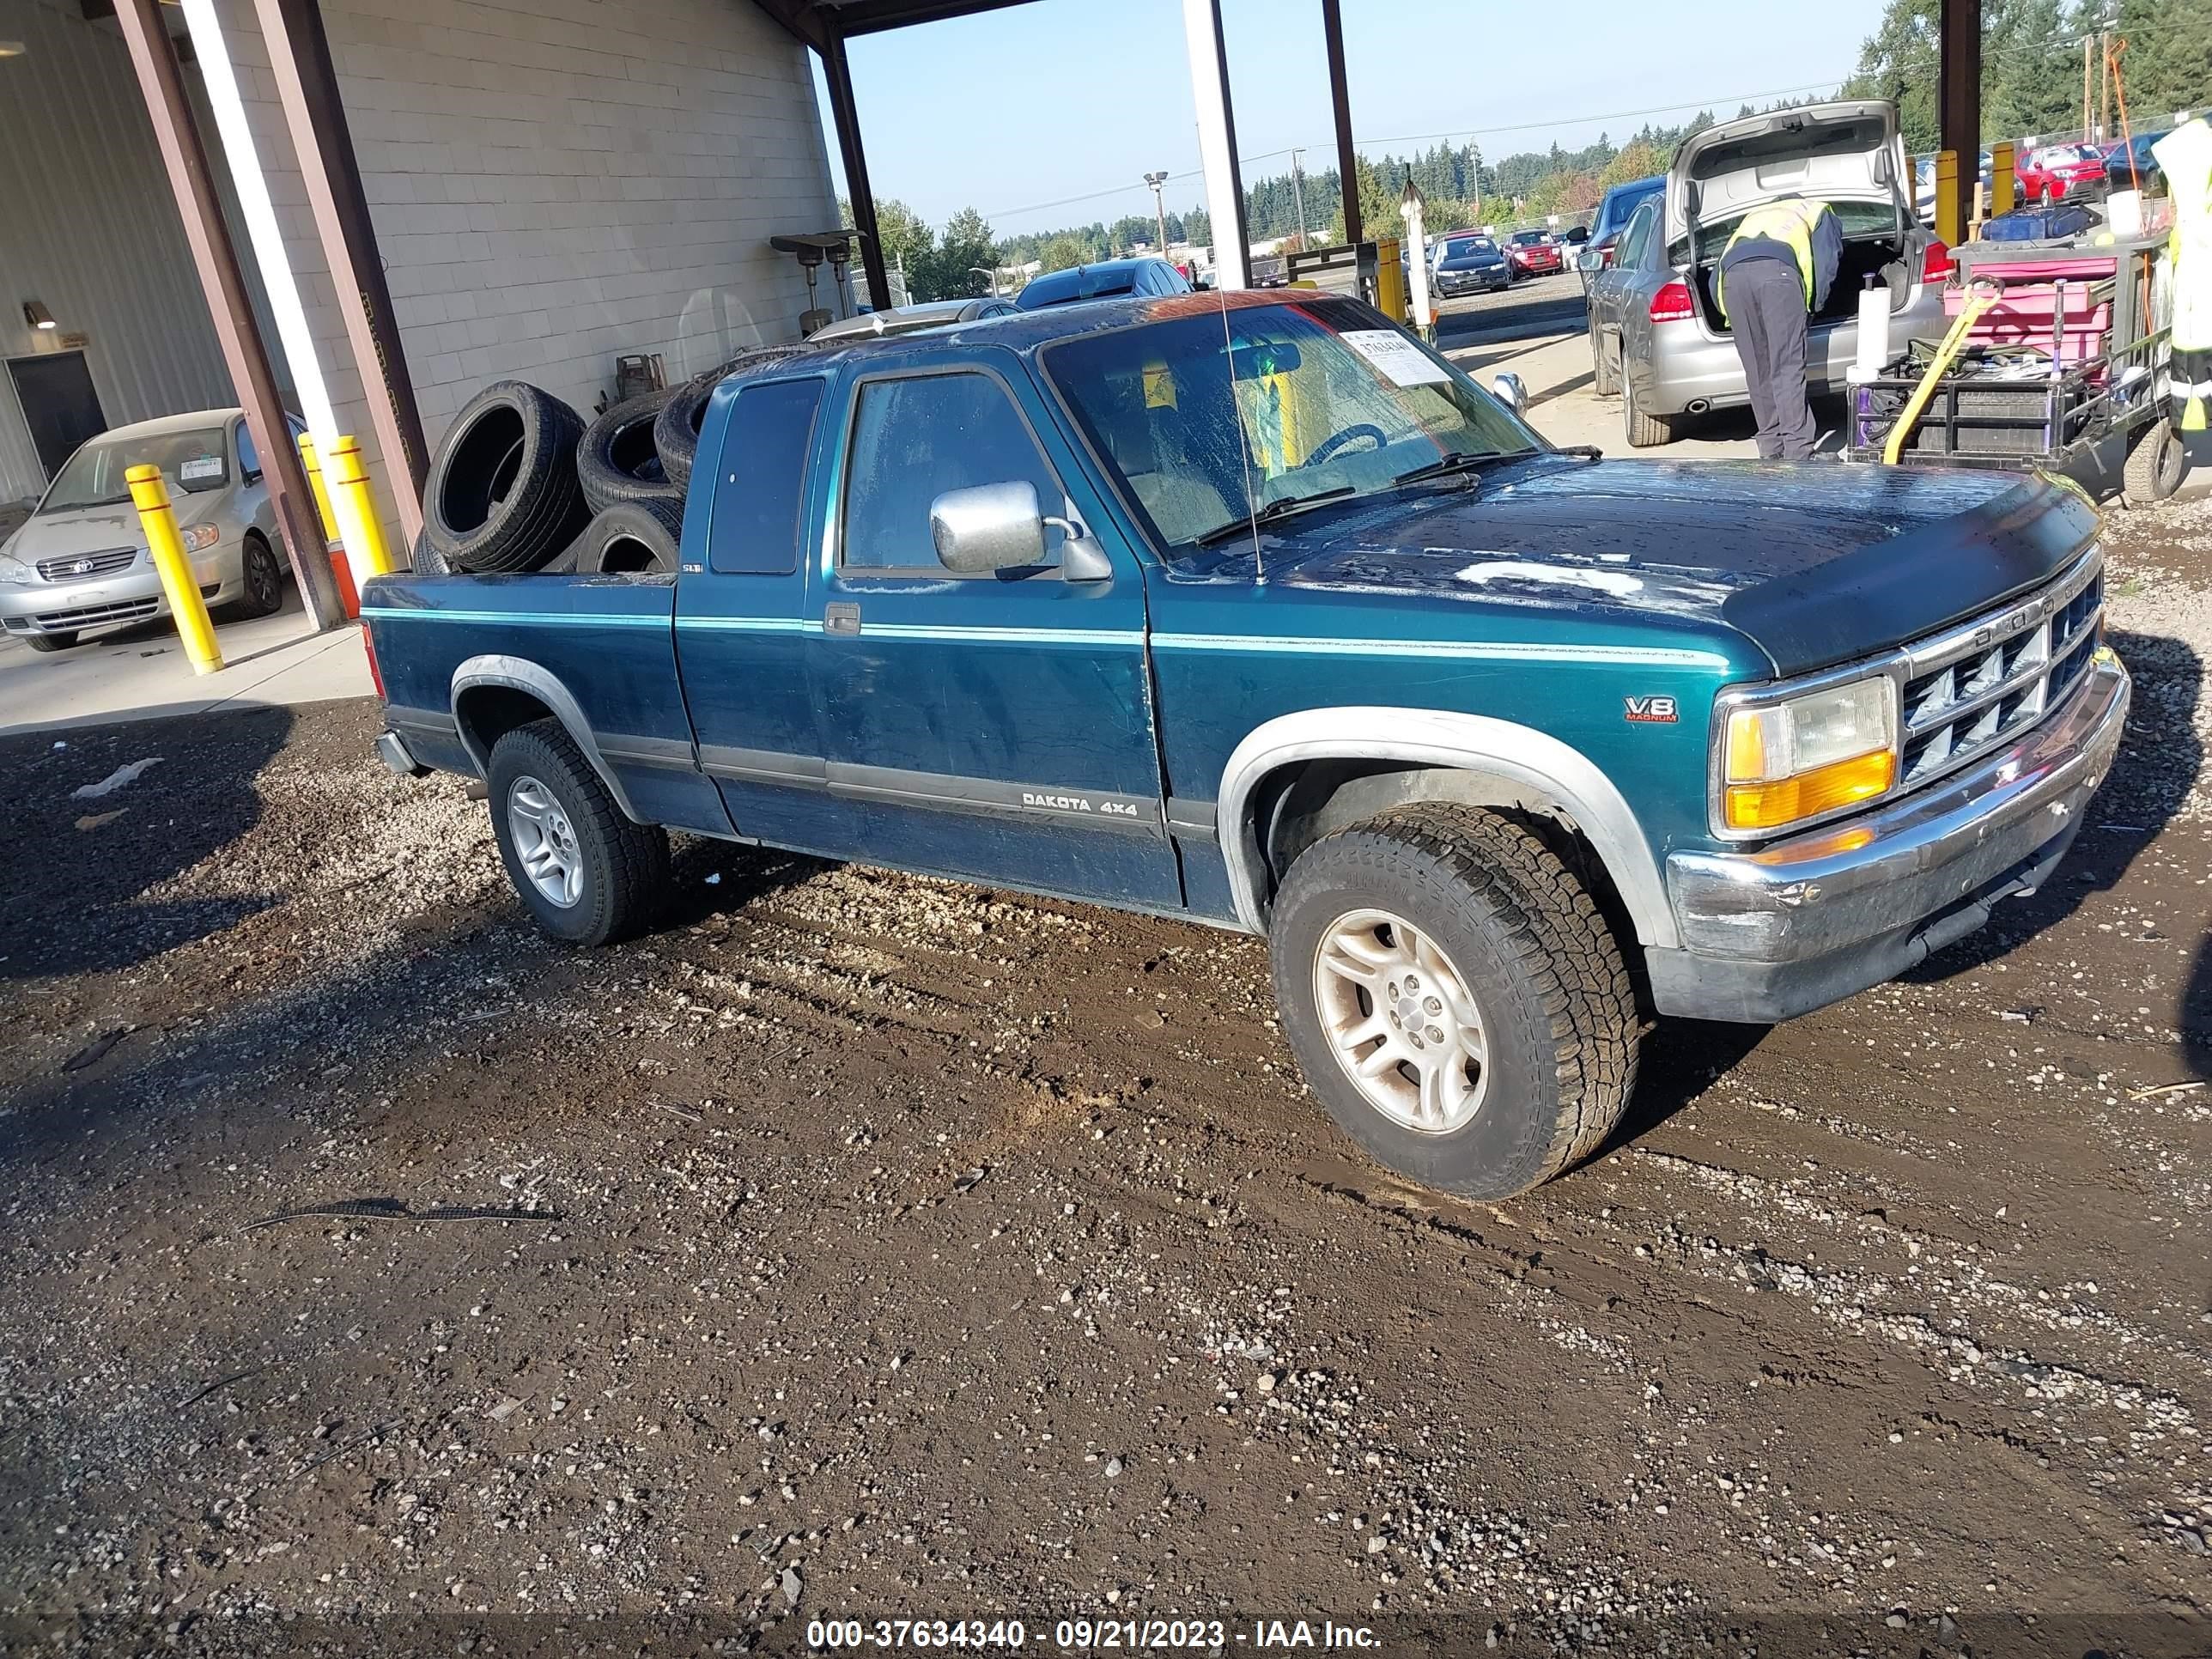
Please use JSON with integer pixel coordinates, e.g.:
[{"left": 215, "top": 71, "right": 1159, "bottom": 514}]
[{"left": 106, "top": 0, "right": 1996, "bottom": 586}]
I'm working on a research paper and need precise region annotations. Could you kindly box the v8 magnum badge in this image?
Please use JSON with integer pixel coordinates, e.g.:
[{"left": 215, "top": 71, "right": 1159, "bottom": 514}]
[{"left": 1624, "top": 695, "right": 1679, "bottom": 724}]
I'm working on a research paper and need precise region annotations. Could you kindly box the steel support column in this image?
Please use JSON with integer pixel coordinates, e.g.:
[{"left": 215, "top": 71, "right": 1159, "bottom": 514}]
[
  {"left": 112, "top": 0, "right": 348, "bottom": 631},
  {"left": 1938, "top": 0, "right": 1981, "bottom": 248},
  {"left": 252, "top": 0, "right": 430, "bottom": 544},
  {"left": 1320, "top": 0, "right": 1360, "bottom": 246},
  {"left": 821, "top": 27, "right": 892, "bottom": 313},
  {"left": 1182, "top": 0, "right": 1249, "bottom": 289}
]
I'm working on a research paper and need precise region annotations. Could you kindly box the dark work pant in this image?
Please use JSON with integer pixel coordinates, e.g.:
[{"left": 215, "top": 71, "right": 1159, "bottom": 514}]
[{"left": 1727, "top": 257, "right": 1817, "bottom": 461}]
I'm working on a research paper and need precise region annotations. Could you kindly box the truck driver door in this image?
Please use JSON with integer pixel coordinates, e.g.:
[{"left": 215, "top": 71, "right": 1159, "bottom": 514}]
[{"left": 803, "top": 361, "right": 1180, "bottom": 909}]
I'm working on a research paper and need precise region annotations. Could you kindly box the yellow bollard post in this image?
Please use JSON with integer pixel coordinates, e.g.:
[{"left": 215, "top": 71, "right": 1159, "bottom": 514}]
[
  {"left": 295, "top": 433, "right": 359, "bottom": 617},
  {"left": 325, "top": 435, "right": 400, "bottom": 578},
  {"left": 295, "top": 432, "right": 341, "bottom": 542},
  {"left": 1934, "top": 149, "right": 1962, "bottom": 252},
  {"left": 126, "top": 463, "right": 224, "bottom": 677}
]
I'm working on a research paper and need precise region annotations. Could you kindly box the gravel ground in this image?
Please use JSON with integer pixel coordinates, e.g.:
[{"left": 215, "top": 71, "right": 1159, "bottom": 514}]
[{"left": 0, "top": 507, "right": 2207, "bottom": 1659}]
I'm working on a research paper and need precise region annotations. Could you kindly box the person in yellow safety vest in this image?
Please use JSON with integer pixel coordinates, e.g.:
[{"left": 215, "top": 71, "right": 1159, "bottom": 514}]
[
  {"left": 1714, "top": 196, "right": 1843, "bottom": 461},
  {"left": 2151, "top": 118, "right": 2212, "bottom": 433}
]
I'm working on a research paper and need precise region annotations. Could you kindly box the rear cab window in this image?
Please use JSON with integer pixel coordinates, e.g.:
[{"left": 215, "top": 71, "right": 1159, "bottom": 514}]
[{"left": 712, "top": 378, "right": 826, "bottom": 575}]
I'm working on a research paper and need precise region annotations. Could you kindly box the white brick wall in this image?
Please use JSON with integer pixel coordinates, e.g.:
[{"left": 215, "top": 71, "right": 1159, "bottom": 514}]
[{"left": 210, "top": 0, "right": 840, "bottom": 532}]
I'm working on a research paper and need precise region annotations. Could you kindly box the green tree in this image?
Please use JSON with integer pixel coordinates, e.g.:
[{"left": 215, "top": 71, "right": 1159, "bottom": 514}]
[
  {"left": 915, "top": 207, "right": 998, "bottom": 300},
  {"left": 1037, "top": 233, "right": 1089, "bottom": 273}
]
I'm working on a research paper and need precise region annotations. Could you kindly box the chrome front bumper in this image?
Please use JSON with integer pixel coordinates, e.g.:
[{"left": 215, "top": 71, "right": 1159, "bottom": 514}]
[{"left": 1645, "top": 648, "right": 2130, "bottom": 1022}]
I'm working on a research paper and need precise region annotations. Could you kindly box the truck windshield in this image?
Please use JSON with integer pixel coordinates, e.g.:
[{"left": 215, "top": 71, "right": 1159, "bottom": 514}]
[{"left": 1042, "top": 296, "right": 1536, "bottom": 553}]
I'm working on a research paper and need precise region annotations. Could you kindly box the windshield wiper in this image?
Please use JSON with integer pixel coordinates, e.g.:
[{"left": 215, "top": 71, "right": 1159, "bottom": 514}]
[
  {"left": 1194, "top": 484, "right": 1358, "bottom": 546},
  {"left": 1389, "top": 449, "right": 1528, "bottom": 489}
]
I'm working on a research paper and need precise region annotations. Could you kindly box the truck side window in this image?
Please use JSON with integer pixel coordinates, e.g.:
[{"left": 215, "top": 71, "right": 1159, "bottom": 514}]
[
  {"left": 840, "top": 372, "right": 1065, "bottom": 573},
  {"left": 711, "top": 377, "right": 824, "bottom": 576}
]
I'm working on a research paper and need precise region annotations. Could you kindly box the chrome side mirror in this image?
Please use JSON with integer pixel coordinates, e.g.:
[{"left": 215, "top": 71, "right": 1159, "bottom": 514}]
[
  {"left": 1492, "top": 373, "right": 1528, "bottom": 415},
  {"left": 928, "top": 479, "right": 1111, "bottom": 582},
  {"left": 932, "top": 480, "right": 1047, "bottom": 573},
  {"left": 1577, "top": 248, "right": 1602, "bottom": 273}
]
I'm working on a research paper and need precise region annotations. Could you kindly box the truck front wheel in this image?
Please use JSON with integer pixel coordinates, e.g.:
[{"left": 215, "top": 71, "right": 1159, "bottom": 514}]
[
  {"left": 1269, "top": 805, "right": 1638, "bottom": 1199},
  {"left": 486, "top": 718, "right": 668, "bottom": 945}
]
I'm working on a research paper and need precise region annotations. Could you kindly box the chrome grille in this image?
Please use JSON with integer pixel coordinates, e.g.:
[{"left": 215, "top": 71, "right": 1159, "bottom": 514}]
[
  {"left": 1896, "top": 552, "right": 2103, "bottom": 791},
  {"left": 35, "top": 547, "right": 138, "bottom": 583},
  {"left": 24, "top": 596, "right": 161, "bottom": 630}
]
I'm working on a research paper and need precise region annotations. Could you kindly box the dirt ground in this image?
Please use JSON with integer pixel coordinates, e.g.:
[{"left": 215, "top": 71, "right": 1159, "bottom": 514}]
[{"left": 2, "top": 505, "right": 2209, "bottom": 1659}]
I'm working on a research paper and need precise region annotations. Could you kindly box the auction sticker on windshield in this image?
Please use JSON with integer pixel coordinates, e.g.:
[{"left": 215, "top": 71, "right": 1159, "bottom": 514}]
[
  {"left": 180, "top": 456, "right": 224, "bottom": 483},
  {"left": 1339, "top": 329, "right": 1450, "bottom": 388}
]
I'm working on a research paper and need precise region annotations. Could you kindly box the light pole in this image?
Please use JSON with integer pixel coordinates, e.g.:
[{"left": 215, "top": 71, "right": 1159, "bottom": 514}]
[
  {"left": 969, "top": 264, "right": 999, "bottom": 298},
  {"left": 1143, "top": 170, "right": 1170, "bottom": 253}
]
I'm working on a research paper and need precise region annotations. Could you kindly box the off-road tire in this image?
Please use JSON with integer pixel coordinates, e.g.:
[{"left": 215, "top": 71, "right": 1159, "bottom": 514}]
[
  {"left": 24, "top": 631, "right": 76, "bottom": 653},
  {"left": 1590, "top": 325, "right": 1620, "bottom": 398},
  {"left": 225, "top": 532, "right": 285, "bottom": 619},
  {"left": 653, "top": 345, "right": 816, "bottom": 492},
  {"left": 574, "top": 497, "right": 685, "bottom": 575},
  {"left": 1623, "top": 376, "right": 1677, "bottom": 448},
  {"left": 1270, "top": 804, "right": 1638, "bottom": 1199},
  {"left": 2123, "top": 417, "right": 2185, "bottom": 507},
  {"left": 486, "top": 718, "right": 668, "bottom": 946},
  {"left": 578, "top": 388, "right": 681, "bottom": 514},
  {"left": 423, "top": 380, "right": 591, "bottom": 574}
]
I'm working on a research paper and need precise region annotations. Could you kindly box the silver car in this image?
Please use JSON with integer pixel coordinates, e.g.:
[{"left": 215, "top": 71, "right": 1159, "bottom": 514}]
[
  {"left": 1583, "top": 100, "right": 1951, "bottom": 447},
  {"left": 0, "top": 408, "right": 294, "bottom": 653},
  {"left": 808, "top": 295, "right": 1018, "bottom": 344}
]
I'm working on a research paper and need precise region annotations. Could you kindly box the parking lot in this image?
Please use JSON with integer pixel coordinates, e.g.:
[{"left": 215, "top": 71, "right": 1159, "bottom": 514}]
[{"left": 1, "top": 473, "right": 2207, "bottom": 1656}]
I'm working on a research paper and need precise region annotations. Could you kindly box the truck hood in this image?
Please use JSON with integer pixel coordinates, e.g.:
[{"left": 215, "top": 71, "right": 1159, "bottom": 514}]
[{"left": 1215, "top": 457, "right": 2098, "bottom": 678}]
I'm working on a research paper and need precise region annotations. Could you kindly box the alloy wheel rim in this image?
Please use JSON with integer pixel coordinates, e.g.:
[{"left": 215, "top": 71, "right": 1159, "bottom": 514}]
[
  {"left": 251, "top": 545, "right": 279, "bottom": 607},
  {"left": 507, "top": 775, "right": 583, "bottom": 908},
  {"left": 1310, "top": 908, "right": 1489, "bottom": 1135}
]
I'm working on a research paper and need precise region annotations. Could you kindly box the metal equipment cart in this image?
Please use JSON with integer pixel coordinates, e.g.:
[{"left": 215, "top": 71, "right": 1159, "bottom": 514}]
[{"left": 1843, "top": 232, "right": 2185, "bottom": 504}]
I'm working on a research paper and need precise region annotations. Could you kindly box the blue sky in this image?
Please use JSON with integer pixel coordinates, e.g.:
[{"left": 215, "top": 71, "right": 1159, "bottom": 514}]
[{"left": 813, "top": 0, "right": 1894, "bottom": 237}]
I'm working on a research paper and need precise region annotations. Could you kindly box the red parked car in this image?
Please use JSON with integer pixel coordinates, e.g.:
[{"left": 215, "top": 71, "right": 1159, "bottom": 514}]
[
  {"left": 1505, "top": 229, "right": 1564, "bottom": 279},
  {"left": 2015, "top": 144, "right": 2107, "bottom": 204}
]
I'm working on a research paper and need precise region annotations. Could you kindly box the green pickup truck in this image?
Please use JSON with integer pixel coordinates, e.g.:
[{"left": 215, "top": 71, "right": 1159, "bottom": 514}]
[{"left": 367, "top": 291, "right": 2130, "bottom": 1198}]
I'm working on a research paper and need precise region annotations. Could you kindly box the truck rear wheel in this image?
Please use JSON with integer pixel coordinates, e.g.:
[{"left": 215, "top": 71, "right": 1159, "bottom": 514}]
[
  {"left": 486, "top": 718, "right": 668, "bottom": 946},
  {"left": 1269, "top": 805, "right": 1638, "bottom": 1199}
]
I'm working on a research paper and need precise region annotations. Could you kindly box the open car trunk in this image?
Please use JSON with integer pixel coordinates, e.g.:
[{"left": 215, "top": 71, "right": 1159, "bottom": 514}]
[
  {"left": 1669, "top": 99, "right": 1917, "bottom": 337},
  {"left": 1691, "top": 225, "right": 1913, "bottom": 335}
]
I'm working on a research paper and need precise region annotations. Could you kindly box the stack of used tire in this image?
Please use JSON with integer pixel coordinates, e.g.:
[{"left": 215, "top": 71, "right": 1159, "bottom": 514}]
[{"left": 412, "top": 344, "right": 812, "bottom": 578}]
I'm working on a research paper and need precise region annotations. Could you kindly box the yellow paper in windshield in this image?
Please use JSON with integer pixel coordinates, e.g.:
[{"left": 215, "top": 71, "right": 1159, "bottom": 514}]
[{"left": 1142, "top": 362, "right": 1177, "bottom": 410}]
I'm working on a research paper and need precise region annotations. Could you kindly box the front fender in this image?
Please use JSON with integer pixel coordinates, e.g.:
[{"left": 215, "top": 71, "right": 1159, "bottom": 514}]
[{"left": 1214, "top": 707, "right": 1677, "bottom": 951}]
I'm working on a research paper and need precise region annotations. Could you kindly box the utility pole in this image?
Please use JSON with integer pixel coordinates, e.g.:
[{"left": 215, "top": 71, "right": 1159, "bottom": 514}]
[
  {"left": 1290, "top": 148, "right": 1310, "bottom": 246},
  {"left": 2083, "top": 33, "right": 2094, "bottom": 140},
  {"left": 1143, "top": 170, "right": 1170, "bottom": 254},
  {"left": 2099, "top": 27, "right": 2111, "bottom": 141}
]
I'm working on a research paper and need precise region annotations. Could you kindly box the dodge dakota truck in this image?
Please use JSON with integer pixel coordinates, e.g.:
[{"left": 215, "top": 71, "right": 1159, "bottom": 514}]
[{"left": 363, "top": 291, "right": 2130, "bottom": 1199}]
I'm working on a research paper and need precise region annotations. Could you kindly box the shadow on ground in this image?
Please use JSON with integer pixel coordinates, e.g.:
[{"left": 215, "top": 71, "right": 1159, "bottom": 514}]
[
  {"left": 0, "top": 705, "right": 294, "bottom": 980},
  {"left": 1911, "top": 628, "right": 2201, "bottom": 994}
]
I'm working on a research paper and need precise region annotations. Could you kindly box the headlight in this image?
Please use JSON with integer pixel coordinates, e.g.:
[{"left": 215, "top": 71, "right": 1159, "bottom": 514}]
[
  {"left": 179, "top": 523, "right": 221, "bottom": 553},
  {"left": 1717, "top": 674, "right": 1898, "bottom": 835},
  {"left": 0, "top": 551, "right": 28, "bottom": 585}
]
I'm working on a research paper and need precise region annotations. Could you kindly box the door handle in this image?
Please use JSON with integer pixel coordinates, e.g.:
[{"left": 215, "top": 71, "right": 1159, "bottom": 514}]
[{"left": 823, "top": 602, "right": 860, "bottom": 637}]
